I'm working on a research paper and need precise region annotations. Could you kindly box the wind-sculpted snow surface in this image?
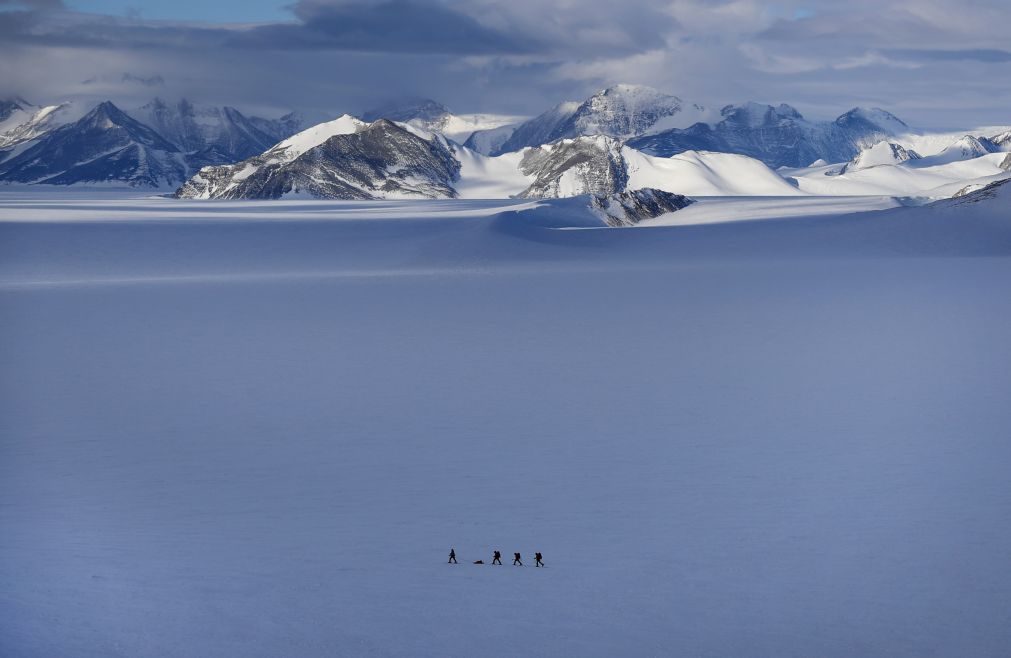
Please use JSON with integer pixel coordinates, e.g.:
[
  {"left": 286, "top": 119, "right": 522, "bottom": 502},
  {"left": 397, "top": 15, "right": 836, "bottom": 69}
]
[
  {"left": 176, "top": 119, "right": 460, "bottom": 200},
  {"left": 2, "top": 190, "right": 1011, "bottom": 657}
]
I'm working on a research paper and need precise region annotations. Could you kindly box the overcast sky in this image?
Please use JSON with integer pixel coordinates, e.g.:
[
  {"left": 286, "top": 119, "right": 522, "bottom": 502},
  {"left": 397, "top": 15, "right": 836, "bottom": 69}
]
[{"left": 1, "top": 0, "right": 1009, "bottom": 128}]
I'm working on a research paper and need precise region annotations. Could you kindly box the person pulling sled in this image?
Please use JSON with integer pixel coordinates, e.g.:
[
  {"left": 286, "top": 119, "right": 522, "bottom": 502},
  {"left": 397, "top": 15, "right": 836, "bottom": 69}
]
[
  {"left": 492, "top": 550, "right": 502, "bottom": 565},
  {"left": 513, "top": 552, "right": 523, "bottom": 566},
  {"left": 448, "top": 548, "right": 457, "bottom": 564},
  {"left": 535, "top": 552, "right": 544, "bottom": 567}
]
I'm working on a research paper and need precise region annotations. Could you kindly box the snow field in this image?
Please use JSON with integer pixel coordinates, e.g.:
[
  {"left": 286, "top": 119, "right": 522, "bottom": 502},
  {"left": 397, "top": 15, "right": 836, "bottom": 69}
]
[{"left": 2, "top": 191, "right": 1011, "bottom": 656}]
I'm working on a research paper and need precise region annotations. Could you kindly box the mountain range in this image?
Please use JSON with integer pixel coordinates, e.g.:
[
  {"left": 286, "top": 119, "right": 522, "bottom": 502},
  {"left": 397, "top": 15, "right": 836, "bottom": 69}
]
[
  {"left": 1, "top": 84, "right": 1010, "bottom": 201},
  {"left": 627, "top": 103, "right": 911, "bottom": 168},
  {"left": 0, "top": 98, "right": 307, "bottom": 186}
]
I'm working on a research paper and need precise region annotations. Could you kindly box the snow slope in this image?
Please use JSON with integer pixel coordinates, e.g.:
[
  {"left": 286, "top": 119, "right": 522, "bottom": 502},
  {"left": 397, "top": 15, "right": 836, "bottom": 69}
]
[
  {"left": 2, "top": 188, "right": 1011, "bottom": 656},
  {"left": 624, "top": 148, "right": 804, "bottom": 196},
  {"left": 454, "top": 148, "right": 533, "bottom": 199},
  {"left": 454, "top": 143, "right": 803, "bottom": 199},
  {"left": 270, "top": 114, "right": 366, "bottom": 160},
  {"left": 843, "top": 141, "right": 921, "bottom": 172},
  {"left": 785, "top": 152, "right": 1010, "bottom": 197},
  {"left": 0, "top": 101, "right": 85, "bottom": 150},
  {"left": 636, "top": 195, "right": 903, "bottom": 226}
]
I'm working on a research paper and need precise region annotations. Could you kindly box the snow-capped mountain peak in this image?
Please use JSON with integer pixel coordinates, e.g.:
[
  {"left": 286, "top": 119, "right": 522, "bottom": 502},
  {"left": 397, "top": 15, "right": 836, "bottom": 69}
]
[
  {"left": 836, "top": 107, "right": 909, "bottom": 135},
  {"left": 270, "top": 114, "right": 366, "bottom": 160},
  {"left": 78, "top": 101, "right": 178, "bottom": 149},
  {"left": 0, "top": 100, "right": 187, "bottom": 186},
  {"left": 918, "top": 134, "right": 1003, "bottom": 167},
  {"left": 128, "top": 98, "right": 300, "bottom": 165},
  {"left": 467, "top": 83, "right": 702, "bottom": 156},
  {"left": 176, "top": 117, "right": 459, "bottom": 200},
  {"left": 0, "top": 101, "right": 86, "bottom": 151},
  {"left": 564, "top": 84, "right": 688, "bottom": 139}
]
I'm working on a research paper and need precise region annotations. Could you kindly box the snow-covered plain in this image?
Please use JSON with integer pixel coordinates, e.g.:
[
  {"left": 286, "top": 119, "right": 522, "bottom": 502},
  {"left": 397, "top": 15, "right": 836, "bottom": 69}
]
[{"left": 2, "top": 189, "right": 1011, "bottom": 657}]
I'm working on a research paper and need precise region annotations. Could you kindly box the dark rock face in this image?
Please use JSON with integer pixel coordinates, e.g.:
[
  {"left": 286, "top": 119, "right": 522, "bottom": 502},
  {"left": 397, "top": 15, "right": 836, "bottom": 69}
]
[
  {"left": 1000, "top": 153, "right": 1011, "bottom": 172},
  {"left": 590, "top": 187, "right": 695, "bottom": 227},
  {"left": 629, "top": 104, "right": 908, "bottom": 169},
  {"left": 0, "top": 101, "right": 187, "bottom": 186},
  {"left": 176, "top": 120, "right": 460, "bottom": 200},
  {"left": 516, "top": 136, "right": 628, "bottom": 199}
]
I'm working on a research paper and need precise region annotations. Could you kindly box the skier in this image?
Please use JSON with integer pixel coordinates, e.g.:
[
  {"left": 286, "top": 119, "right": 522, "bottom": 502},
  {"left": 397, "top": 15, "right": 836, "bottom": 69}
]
[
  {"left": 535, "top": 552, "right": 544, "bottom": 567},
  {"left": 513, "top": 552, "right": 523, "bottom": 566},
  {"left": 448, "top": 548, "right": 457, "bottom": 564},
  {"left": 492, "top": 550, "right": 502, "bottom": 565}
]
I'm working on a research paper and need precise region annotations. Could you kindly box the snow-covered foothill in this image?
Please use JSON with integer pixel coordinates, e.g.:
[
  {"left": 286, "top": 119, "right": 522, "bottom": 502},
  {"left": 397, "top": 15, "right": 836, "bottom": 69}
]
[
  {"left": 783, "top": 150, "right": 1010, "bottom": 198},
  {"left": 842, "top": 141, "right": 921, "bottom": 173}
]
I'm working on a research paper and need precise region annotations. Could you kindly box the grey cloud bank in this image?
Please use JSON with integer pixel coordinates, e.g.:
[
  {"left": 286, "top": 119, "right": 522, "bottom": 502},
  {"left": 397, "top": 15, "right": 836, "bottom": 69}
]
[{"left": 0, "top": 0, "right": 1009, "bottom": 128}]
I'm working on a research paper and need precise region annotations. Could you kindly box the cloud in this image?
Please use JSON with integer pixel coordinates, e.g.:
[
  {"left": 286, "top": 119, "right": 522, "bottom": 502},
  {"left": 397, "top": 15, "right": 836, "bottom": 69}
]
[
  {"left": 0, "top": 0, "right": 64, "bottom": 7},
  {"left": 0, "top": 0, "right": 1008, "bottom": 128},
  {"left": 229, "top": 0, "right": 537, "bottom": 55},
  {"left": 884, "top": 48, "right": 1011, "bottom": 64},
  {"left": 82, "top": 73, "right": 166, "bottom": 87}
]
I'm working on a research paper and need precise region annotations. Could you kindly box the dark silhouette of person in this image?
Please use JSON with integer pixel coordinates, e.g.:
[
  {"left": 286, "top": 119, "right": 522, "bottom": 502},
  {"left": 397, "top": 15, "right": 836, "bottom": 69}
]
[
  {"left": 448, "top": 549, "right": 457, "bottom": 564},
  {"left": 513, "top": 552, "right": 523, "bottom": 566},
  {"left": 492, "top": 550, "right": 502, "bottom": 565},
  {"left": 535, "top": 552, "right": 544, "bottom": 567}
]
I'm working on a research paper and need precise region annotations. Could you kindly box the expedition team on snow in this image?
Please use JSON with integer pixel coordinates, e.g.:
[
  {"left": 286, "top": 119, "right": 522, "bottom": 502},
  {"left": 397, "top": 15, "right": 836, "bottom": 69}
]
[{"left": 448, "top": 549, "right": 544, "bottom": 567}]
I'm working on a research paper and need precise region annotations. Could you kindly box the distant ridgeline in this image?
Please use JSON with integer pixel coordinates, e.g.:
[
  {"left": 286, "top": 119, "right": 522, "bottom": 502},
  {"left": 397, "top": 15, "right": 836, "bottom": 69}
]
[{"left": 1, "top": 86, "right": 1009, "bottom": 201}]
